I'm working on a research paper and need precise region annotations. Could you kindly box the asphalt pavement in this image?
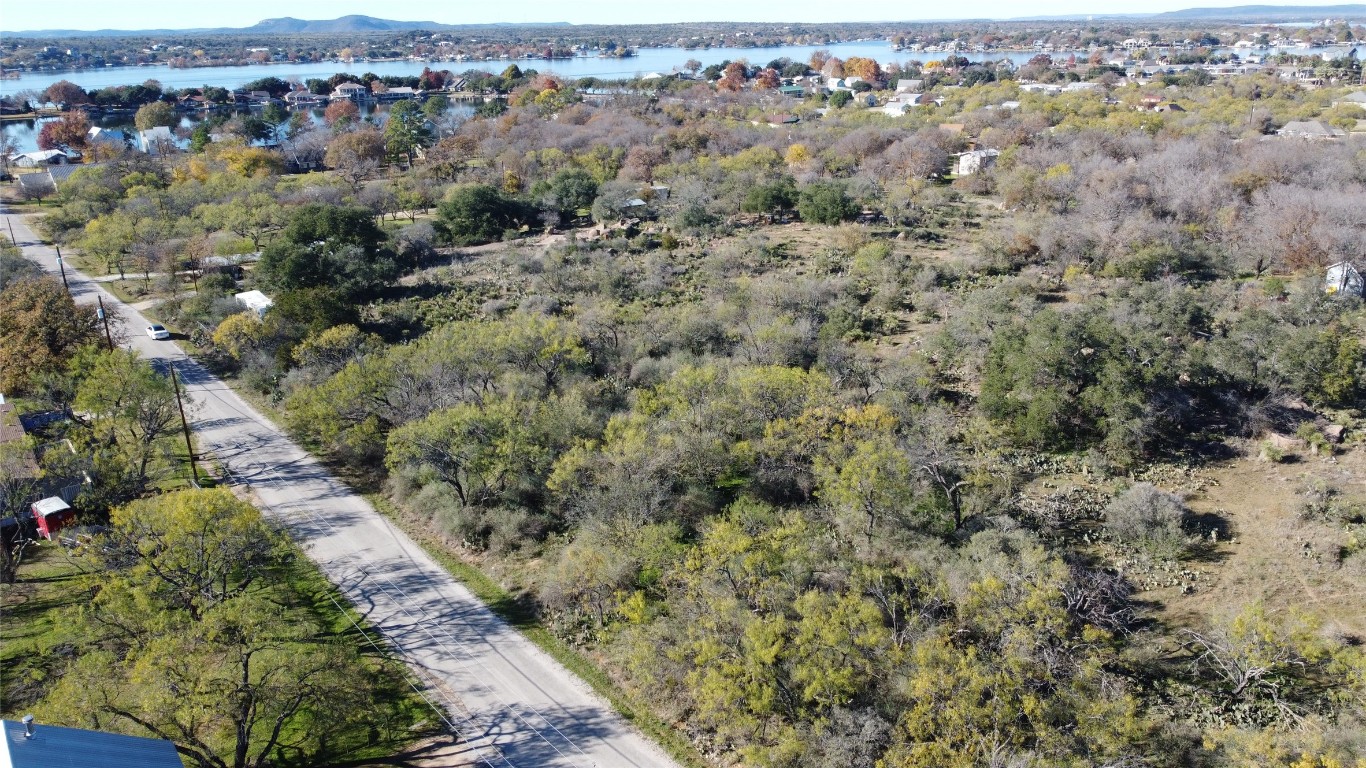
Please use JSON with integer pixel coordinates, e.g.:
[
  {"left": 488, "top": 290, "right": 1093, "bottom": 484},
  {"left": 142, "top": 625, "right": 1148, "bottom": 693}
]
[{"left": 6, "top": 207, "right": 680, "bottom": 768}]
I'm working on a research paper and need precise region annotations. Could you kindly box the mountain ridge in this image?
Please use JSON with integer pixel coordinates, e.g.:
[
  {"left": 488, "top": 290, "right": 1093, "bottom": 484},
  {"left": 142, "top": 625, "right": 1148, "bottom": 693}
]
[{"left": 8, "top": 6, "right": 1366, "bottom": 37}]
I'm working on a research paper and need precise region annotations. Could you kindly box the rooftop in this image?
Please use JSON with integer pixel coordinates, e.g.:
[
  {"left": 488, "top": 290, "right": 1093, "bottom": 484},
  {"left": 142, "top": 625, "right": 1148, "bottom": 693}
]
[{"left": 1, "top": 719, "right": 185, "bottom": 768}]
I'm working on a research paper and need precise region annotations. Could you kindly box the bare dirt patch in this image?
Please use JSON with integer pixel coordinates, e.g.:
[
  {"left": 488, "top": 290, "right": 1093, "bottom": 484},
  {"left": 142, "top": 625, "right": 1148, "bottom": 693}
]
[{"left": 1139, "top": 445, "right": 1366, "bottom": 638}]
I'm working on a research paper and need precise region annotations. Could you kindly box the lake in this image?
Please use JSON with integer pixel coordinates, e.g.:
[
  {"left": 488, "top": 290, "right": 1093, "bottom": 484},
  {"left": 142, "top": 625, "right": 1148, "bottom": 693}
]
[
  {"left": 2, "top": 40, "right": 1055, "bottom": 100},
  {"left": 4, "top": 39, "right": 1352, "bottom": 154}
]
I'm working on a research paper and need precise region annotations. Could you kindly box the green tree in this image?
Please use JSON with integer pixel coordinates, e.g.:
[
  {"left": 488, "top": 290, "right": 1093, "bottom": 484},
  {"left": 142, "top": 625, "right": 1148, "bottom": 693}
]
[
  {"left": 383, "top": 99, "right": 432, "bottom": 164},
  {"left": 133, "top": 101, "right": 176, "bottom": 131},
  {"left": 542, "top": 167, "right": 599, "bottom": 222},
  {"left": 436, "top": 184, "right": 532, "bottom": 246},
  {"left": 258, "top": 204, "right": 398, "bottom": 299},
  {"left": 797, "top": 181, "right": 857, "bottom": 225},
  {"left": 74, "top": 349, "right": 184, "bottom": 491},
  {"left": 102, "top": 488, "right": 282, "bottom": 618},
  {"left": 741, "top": 176, "right": 799, "bottom": 221},
  {"left": 43, "top": 489, "right": 384, "bottom": 768}
]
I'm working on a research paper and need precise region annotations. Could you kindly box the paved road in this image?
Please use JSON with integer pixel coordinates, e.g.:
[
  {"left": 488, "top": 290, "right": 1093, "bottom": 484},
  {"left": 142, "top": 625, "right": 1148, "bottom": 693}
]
[{"left": 6, "top": 209, "right": 680, "bottom": 768}]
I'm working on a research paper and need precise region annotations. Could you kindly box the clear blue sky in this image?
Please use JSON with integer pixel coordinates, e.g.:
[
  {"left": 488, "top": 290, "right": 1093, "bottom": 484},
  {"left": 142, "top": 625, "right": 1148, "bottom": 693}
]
[{"left": 0, "top": 0, "right": 1345, "bottom": 32}]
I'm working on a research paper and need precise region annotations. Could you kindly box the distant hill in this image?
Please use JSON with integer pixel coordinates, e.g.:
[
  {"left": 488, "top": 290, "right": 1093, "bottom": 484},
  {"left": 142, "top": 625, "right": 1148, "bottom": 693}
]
[
  {"left": 1152, "top": 3, "right": 1366, "bottom": 19},
  {"left": 10, "top": 15, "right": 570, "bottom": 38},
  {"left": 9, "top": 6, "right": 1365, "bottom": 37}
]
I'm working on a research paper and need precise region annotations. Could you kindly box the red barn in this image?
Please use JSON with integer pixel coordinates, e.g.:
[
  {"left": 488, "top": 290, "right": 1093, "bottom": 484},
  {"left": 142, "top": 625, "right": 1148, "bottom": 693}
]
[{"left": 31, "top": 498, "right": 73, "bottom": 540}]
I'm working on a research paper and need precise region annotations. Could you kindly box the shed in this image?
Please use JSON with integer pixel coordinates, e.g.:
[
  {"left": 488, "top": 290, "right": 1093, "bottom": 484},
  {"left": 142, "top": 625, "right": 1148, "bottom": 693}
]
[
  {"left": 1325, "top": 261, "right": 1364, "bottom": 297},
  {"left": 234, "top": 290, "right": 274, "bottom": 317},
  {"left": 31, "top": 497, "right": 73, "bottom": 540},
  {"left": 2, "top": 718, "right": 185, "bottom": 768}
]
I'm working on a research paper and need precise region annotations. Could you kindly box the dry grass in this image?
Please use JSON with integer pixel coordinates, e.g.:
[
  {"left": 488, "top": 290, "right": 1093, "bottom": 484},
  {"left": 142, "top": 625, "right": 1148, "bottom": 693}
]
[{"left": 1149, "top": 444, "right": 1366, "bottom": 638}]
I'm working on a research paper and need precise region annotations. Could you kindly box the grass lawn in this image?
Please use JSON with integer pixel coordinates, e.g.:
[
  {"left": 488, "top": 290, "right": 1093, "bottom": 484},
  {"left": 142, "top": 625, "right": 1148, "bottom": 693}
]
[
  {"left": 0, "top": 545, "right": 89, "bottom": 718},
  {"left": 0, "top": 527, "right": 441, "bottom": 764}
]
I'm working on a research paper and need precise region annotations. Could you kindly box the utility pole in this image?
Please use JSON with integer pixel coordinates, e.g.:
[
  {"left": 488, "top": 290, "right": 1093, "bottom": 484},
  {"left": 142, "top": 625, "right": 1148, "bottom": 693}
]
[
  {"left": 5, "top": 217, "right": 14, "bottom": 245},
  {"left": 168, "top": 362, "right": 199, "bottom": 485},
  {"left": 54, "top": 245, "right": 70, "bottom": 294},
  {"left": 96, "top": 296, "right": 114, "bottom": 351}
]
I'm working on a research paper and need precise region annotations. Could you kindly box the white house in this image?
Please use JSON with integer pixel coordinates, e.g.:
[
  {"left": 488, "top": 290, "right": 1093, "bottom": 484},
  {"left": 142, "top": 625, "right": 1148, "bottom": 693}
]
[
  {"left": 955, "top": 148, "right": 1000, "bottom": 176},
  {"left": 881, "top": 93, "right": 925, "bottom": 116},
  {"left": 330, "top": 82, "right": 368, "bottom": 101},
  {"left": 234, "top": 290, "right": 274, "bottom": 318},
  {"left": 137, "top": 126, "right": 177, "bottom": 155},
  {"left": 10, "top": 149, "right": 69, "bottom": 167},
  {"left": 1325, "top": 261, "right": 1364, "bottom": 297}
]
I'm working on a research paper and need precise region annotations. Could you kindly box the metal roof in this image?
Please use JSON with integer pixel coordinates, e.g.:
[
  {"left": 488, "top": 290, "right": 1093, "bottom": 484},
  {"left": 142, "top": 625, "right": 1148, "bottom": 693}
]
[
  {"left": 31, "top": 498, "right": 69, "bottom": 517},
  {"left": 2, "top": 719, "right": 185, "bottom": 768}
]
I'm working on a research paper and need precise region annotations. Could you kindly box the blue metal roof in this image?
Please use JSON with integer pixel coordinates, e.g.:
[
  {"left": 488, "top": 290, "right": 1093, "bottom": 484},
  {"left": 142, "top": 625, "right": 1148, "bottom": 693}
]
[{"left": 2, "top": 719, "right": 185, "bottom": 768}]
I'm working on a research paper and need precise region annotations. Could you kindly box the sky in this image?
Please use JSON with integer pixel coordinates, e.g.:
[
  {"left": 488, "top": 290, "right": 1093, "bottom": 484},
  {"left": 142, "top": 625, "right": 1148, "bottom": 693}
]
[{"left": 0, "top": 0, "right": 1354, "bottom": 32}]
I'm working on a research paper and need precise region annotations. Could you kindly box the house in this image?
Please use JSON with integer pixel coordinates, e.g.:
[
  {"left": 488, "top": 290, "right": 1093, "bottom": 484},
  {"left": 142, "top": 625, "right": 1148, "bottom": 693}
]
[
  {"left": 234, "top": 290, "right": 273, "bottom": 317},
  {"left": 283, "top": 88, "right": 321, "bottom": 105},
  {"left": 10, "top": 150, "right": 69, "bottom": 168},
  {"left": 2, "top": 717, "right": 185, "bottom": 767},
  {"left": 137, "top": 126, "right": 177, "bottom": 155},
  {"left": 86, "top": 126, "right": 127, "bottom": 146},
  {"left": 880, "top": 93, "right": 925, "bottom": 116},
  {"left": 14, "top": 173, "right": 56, "bottom": 200},
  {"left": 48, "top": 162, "right": 102, "bottom": 188},
  {"left": 1325, "top": 260, "right": 1364, "bottom": 297},
  {"left": 330, "top": 82, "right": 368, "bottom": 101},
  {"left": 1333, "top": 91, "right": 1366, "bottom": 109},
  {"left": 1276, "top": 120, "right": 1346, "bottom": 139},
  {"left": 956, "top": 148, "right": 1000, "bottom": 176},
  {"left": 778, "top": 85, "right": 806, "bottom": 98}
]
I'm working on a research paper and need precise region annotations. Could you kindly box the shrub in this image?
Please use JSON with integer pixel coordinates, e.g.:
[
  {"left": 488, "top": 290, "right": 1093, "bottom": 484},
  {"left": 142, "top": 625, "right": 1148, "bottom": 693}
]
[{"left": 1104, "top": 483, "right": 1189, "bottom": 559}]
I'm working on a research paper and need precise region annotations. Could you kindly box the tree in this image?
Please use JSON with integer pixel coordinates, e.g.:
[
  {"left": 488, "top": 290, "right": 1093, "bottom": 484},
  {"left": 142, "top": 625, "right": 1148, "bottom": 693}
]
[
  {"left": 754, "top": 68, "right": 781, "bottom": 89},
  {"left": 0, "top": 277, "right": 105, "bottom": 394},
  {"left": 258, "top": 204, "right": 397, "bottom": 300},
  {"left": 741, "top": 177, "right": 799, "bottom": 221},
  {"left": 421, "top": 93, "right": 450, "bottom": 121},
  {"left": 36, "top": 110, "right": 91, "bottom": 152},
  {"left": 382, "top": 99, "right": 432, "bottom": 164},
  {"left": 41, "top": 80, "right": 87, "bottom": 108},
  {"left": 542, "top": 167, "right": 599, "bottom": 223},
  {"left": 0, "top": 435, "right": 42, "bottom": 583},
  {"left": 324, "top": 127, "right": 384, "bottom": 191},
  {"left": 101, "top": 488, "right": 280, "bottom": 617},
  {"left": 797, "top": 181, "right": 857, "bottom": 225},
  {"left": 75, "top": 349, "right": 184, "bottom": 489},
  {"left": 323, "top": 99, "right": 359, "bottom": 128},
  {"left": 133, "top": 101, "right": 176, "bottom": 131},
  {"left": 436, "top": 184, "right": 533, "bottom": 246},
  {"left": 43, "top": 489, "right": 385, "bottom": 768},
  {"left": 718, "top": 61, "right": 748, "bottom": 92},
  {"left": 828, "top": 90, "right": 853, "bottom": 109}
]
